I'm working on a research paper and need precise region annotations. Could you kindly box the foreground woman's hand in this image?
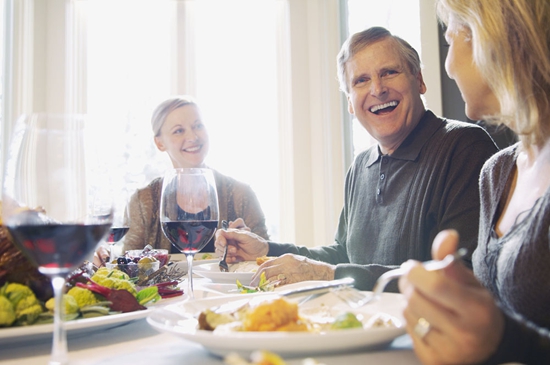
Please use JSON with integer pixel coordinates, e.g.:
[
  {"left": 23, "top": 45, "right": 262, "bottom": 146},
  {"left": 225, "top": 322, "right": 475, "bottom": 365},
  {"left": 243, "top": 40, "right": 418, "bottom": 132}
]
[
  {"left": 250, "top": 254, "right": 336, "bottom": 286},
  {"left": 214, "top": 228, "right": 269, "bottom": 263},
  {"left": 398, "top": 230, "right": 504, "bottom": 365}
]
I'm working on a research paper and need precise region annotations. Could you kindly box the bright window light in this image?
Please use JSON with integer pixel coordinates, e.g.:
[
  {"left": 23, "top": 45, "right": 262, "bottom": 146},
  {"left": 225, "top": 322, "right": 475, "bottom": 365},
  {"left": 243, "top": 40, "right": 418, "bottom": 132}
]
[{"left": 85, "top": 0, "right": 280, "bottom": 239}]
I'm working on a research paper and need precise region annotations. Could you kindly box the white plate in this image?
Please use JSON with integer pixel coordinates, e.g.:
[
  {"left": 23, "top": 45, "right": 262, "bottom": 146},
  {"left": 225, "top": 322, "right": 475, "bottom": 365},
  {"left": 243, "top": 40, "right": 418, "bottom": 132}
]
[
  {"left": 167, "top": 254, "right": 218, "bottom": 273},
  {"left": 193, "top": 262, "right": 256, "bottom": 284},
  {"left": 170, "top": 253, "right": 218, "bottom": 262},
  {"left": 0, "top": 308, "right": 151, "bottom": 345},
  {"left": 197, "top": 280, "right": 330, "bottom": 296},
  {"left": 0, "top": 291, "right": 186, "bottom": 346},
  {"left": 147, "top": 289, "right": 406, "bottom": 357}
]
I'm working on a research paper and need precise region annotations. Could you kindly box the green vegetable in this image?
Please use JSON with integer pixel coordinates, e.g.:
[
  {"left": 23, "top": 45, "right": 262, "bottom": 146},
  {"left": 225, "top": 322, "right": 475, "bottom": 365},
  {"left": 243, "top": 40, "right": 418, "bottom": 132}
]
[
  {"left": 0, "top": 295, "right": 16, "bottom": 327},
  {"left": 80, "top": 304, "right": 112, "bottom": 318},
  {"left": 136, "top": 286, "right": 161, "bottom": 305},
  {"left": 199, "top": 253, "right": 215, "bottom": 260},
  {"left": 91, "top": 267, "right": 137, "bottom": 296},
  {"left": 66, "top": 286, "right": 104, "bottom": 308},
  {"left": 1, "top": 283, "right": 43, "bottom": 325},
  {"left": 45, "top": 294, "right": 80, "bottom": 316},
  {"left": 330, "top": 312, "right": 363, "bottom": 330},
  {"left": 236, "top": 272, "right": 274, "bottom": 293}
]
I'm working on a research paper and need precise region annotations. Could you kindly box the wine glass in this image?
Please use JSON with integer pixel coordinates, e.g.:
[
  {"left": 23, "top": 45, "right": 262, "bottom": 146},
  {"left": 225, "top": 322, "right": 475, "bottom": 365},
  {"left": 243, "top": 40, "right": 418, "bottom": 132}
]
[
  {"left": 106, "top": 195, "right": 131, "bottom": 262},
  {"left": 160, "top": 168, "right": 219, "bottom": 299},
  {"left": 2, "top": 113, "right": 112, "bottom": 365}
]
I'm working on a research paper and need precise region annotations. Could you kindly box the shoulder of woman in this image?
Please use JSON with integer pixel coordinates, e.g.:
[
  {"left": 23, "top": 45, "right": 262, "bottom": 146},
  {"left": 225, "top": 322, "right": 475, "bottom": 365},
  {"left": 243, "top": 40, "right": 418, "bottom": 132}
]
[
  {"left": 130, "top": 177, "right": 163, "bottom": 205},
  {"left": 211, "top": 168, "right": 250, "bottom": 191},
  {"left": 481, "top": 143, "right": 518, "bottom": 173}
]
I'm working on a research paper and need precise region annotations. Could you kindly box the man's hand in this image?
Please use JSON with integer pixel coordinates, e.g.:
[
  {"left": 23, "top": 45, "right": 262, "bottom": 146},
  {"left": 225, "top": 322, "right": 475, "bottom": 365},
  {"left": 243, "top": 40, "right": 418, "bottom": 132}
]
[{"left": 250, "top": 254, "right": 336, "bottom": 286}]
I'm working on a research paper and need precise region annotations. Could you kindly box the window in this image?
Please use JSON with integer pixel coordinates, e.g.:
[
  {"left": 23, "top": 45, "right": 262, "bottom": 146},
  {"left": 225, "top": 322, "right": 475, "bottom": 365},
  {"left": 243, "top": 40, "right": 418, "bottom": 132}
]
[
  {"left": 2, "top": 0, "right": 440, "bottom": 247},
  {"left": 85, "top": 0, "right": 281, "bottom": 239}
]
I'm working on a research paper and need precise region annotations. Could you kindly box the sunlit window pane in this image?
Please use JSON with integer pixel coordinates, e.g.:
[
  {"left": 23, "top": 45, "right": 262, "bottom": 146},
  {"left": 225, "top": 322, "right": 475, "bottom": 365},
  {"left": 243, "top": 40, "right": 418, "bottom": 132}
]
[
  {"left": 86, "top": 0, "right": 172, "bottom": 192},
  {"left": 194, "top": 0, "right": 279, "bottom": 239},
  {"left": 85, "top": 0, "right": 280, "bottom": 239}
]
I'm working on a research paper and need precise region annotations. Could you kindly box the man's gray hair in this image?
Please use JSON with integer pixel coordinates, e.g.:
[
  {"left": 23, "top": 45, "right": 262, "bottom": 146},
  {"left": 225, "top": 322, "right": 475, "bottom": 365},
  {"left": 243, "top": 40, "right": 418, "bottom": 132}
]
[{"left": 337, "top": 26, "right": 422, "bottom": 94}]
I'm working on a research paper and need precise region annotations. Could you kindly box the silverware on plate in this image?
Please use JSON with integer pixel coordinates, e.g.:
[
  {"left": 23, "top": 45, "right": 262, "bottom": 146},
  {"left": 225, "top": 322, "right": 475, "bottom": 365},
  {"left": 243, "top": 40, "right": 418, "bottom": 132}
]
[
  {"left": 210, "top": 278, "right": 355, "bottom": 314},
  {"left": 218, "top": 220, "right": 229, "bottom": 272},
  {"left": 331, "top": 248, "right": 468, "bottom": 308}
]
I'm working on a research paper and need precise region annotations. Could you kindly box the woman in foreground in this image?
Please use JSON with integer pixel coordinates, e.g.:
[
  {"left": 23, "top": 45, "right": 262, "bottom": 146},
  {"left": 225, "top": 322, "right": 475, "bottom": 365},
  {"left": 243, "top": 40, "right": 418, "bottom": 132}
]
[{"left": 399, "top": 0, "right": 550, "bottom": 364}]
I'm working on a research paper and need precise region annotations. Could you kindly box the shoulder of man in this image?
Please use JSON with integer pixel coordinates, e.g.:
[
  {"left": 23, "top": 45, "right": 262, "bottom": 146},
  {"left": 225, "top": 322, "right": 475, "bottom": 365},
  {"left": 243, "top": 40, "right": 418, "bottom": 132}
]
[
  {"left": 425, "top": 115, "right": 499, "bottom": 154},
  {"left": 439, "top": 116, "right": 495, "bottom": 140}
]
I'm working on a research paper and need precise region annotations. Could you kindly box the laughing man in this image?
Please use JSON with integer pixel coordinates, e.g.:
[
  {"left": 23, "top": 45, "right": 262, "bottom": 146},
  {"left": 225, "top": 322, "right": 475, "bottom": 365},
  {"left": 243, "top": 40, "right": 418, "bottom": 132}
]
[{"left": 215, "top": 27, "right": 498, "bottom": 291}]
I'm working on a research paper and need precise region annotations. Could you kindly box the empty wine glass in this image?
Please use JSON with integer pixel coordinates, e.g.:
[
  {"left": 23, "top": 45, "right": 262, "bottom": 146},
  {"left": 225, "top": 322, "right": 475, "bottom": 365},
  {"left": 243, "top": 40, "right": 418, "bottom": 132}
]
[
  {"left": 2, "top": 113, "right": 113, "bottom": 365},
  {"left": 160, "top": 168, "right": 219, "bottom": 299}
]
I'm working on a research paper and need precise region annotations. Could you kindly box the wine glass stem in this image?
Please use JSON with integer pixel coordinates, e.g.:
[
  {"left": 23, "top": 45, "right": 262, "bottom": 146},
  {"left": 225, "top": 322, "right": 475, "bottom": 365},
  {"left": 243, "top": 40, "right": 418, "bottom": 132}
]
[
  {"left": 186, "top": 254, "right": 195, "bottom": 299},
  {"left": 50, "top": 275, "right": 68, "bottom": 365},
  {"left": 109, "top": 243, "right": 115, "bottom": 263}
]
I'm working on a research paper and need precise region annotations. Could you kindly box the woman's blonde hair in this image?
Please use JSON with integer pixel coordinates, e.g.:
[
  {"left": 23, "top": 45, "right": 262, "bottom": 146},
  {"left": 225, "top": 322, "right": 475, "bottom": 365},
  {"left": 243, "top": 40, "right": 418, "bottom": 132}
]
[
  {"left": 437, "top": 0, "right": 550, "bottom": 146},
  {"left": 151, "top": 95, "right": 198, "bottom": 136}
]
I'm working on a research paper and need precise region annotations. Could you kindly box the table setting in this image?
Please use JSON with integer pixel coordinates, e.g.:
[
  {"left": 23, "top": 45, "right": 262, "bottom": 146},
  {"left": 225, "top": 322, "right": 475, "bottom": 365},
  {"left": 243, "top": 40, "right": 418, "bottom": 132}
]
[
  {"left": 0, "top": 274, "right": 420, "bottom": 365},
  {"left": 0, "top": 251, "right": 421, "bottom": 365},
  {"left": 0, "top": 113, "right": 420, "bottom": 365}
]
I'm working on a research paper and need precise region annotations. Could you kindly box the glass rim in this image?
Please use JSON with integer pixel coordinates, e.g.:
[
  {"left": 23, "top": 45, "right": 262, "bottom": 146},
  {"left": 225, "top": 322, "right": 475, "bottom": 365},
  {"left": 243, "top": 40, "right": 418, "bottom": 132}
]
[{"left": 169, "top": 167, "right": 213, "bottom": 174}]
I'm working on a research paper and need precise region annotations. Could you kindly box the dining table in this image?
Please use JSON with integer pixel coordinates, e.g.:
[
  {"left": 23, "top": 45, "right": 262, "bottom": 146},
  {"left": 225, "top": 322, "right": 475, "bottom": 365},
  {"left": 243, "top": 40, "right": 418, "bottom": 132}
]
[{"left": 0, "top": 277, "right": 421, "bottom": 365}]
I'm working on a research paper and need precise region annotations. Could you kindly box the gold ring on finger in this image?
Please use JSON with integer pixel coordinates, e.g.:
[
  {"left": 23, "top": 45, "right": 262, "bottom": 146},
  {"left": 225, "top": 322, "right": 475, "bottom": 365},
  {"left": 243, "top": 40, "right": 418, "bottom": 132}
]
[{"left": 413, "top": 317, "right": 431, "bottom": 340}]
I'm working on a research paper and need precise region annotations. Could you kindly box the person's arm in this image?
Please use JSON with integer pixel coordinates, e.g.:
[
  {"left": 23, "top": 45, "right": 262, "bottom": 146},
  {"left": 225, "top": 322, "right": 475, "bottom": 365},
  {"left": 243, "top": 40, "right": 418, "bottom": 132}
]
[
  {"left": 483, "top": 311, "right": 550, "bottom": 364},
  {"left": 329, "top": 128, "right": 498, "bottom": 292},
  {"left": 433, "top": 128, "right": 498, "bottom": 269}
]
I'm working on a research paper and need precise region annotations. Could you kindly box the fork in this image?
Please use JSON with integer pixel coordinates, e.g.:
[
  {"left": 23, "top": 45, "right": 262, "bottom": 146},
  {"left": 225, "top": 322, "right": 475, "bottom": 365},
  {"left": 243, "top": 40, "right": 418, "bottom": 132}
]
[
  {"left": 218, "top": 220, "right": 230, "bottom": 272},
  {"left": 331, "top": 248, "right": 467, "bottom": 308}
]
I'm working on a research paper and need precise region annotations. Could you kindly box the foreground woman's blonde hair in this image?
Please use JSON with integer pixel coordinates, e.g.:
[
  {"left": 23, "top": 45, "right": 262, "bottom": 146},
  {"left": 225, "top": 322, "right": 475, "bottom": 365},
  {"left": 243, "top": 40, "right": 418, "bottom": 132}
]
[{"left": 437, "top": 0, "right": 550, "bottom": 147}]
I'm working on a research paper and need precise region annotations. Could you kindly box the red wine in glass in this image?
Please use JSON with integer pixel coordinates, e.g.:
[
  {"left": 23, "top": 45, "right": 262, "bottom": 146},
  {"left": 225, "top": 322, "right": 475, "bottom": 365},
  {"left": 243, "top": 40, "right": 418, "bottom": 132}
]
[
  {"left": 160, "top": 168, "right": 219, "bottom": 299},
  {"left": 107, "top": 227, "right": 129, "bottom": 243},
  {"left": 8, "top": 223, "right": 111, "bottom": 273},
  {"left": 2, "top": 113, "right": 113, "bottom": 365},
  {"left": 161, "top": 220, "right": 217, "bottom": 253},
  {"left": 105, "top": 226, "right": 129, "bottom": 263}
]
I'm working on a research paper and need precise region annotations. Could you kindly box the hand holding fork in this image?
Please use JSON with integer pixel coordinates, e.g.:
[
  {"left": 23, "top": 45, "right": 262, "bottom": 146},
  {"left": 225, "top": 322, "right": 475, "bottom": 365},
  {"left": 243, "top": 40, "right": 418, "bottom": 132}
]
[{"left": 332, "top": 248, "right": 467, "bottom": 308}]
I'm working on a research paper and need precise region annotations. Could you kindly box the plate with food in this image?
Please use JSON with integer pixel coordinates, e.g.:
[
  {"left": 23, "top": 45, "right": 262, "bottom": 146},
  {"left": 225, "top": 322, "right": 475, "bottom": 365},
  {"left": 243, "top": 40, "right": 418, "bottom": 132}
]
[
  {"left": 170, "top": 252, "right": 218, "bottom": 264},
  {"left": 147, "top": 287, "right": 406, "bottom": 357},
  {"left": 0, "top": 306, "right": 152, "bottom": 345},
  {"left": 0, "top": 265, "right": 184, "bottom": 345},
  {"left": 193, "top": 261, "right": 260, "bottom": 284},
  {"left": 197, "top": 279, "right": 330, "bottom": 296},
  {"left": 166, "top": 252, "right": 219, "bottom": 274}
]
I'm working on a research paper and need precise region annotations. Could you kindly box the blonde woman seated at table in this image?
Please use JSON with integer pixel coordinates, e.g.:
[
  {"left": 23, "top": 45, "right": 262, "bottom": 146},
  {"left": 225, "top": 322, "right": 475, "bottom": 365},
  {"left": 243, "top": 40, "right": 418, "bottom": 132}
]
[
  {"left": 399, "top": 0, "right": 550, "bottom": 364},
  {"left": 116, "top": 96, "right": 269, "bottom": 258}
]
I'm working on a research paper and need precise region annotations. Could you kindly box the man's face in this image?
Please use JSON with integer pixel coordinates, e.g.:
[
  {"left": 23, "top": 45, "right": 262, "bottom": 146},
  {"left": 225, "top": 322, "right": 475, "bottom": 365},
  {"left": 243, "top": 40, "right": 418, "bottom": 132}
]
[{"left": 345, "top": 38, "right": 427, "bottom": 155}]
